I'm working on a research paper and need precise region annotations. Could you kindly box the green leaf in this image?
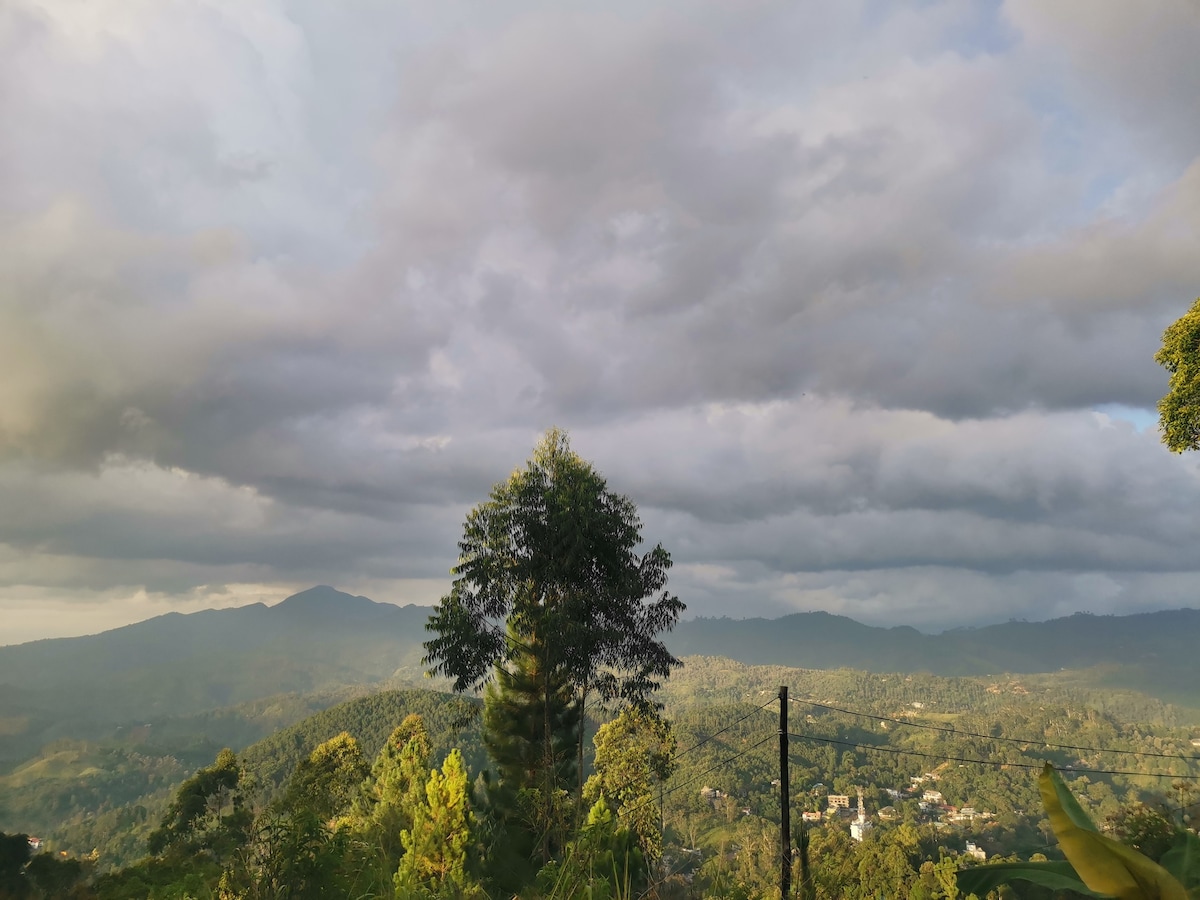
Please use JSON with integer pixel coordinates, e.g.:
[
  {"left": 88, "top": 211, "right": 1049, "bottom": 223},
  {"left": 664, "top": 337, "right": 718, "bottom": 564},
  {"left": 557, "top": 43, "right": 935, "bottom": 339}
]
[
  {"left": 1040, "top": 764, "right": 1189, "bottom": 900},
  {"left": 1042, "top": 763, "right": 1100, "bottom": 832},
  {"left": 1159, "top": 830, "right": 1200, "bottom": 890},
  {"left": 956, "top": 860, "right": 1111, "bottom": 898}
]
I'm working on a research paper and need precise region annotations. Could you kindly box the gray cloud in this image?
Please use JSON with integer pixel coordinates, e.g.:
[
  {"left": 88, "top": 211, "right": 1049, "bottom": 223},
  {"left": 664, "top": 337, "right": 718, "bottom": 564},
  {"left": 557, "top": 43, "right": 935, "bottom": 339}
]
[{"left": 1, "top": 0, "right": 1199, "bottom": 641}]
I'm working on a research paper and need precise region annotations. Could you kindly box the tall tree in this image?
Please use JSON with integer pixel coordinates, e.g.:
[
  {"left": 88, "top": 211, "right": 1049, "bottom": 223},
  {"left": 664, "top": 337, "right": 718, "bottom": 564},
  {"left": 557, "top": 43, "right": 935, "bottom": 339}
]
[
  {"left": 1156, "top": 297, "right": 1200, "bottom": 452},
  {"left": 424, "top": 428, "right": 685, "bottom": 819},
  {"left": 482, "top": 629, "right": 582, "bottom": 859}
]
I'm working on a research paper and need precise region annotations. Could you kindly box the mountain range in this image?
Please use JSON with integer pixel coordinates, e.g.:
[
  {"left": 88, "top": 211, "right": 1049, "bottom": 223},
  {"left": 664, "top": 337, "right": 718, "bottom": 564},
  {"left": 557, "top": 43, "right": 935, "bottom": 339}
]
[{"left": 3, "top": 586, "right": 1198, "bottom": 763}]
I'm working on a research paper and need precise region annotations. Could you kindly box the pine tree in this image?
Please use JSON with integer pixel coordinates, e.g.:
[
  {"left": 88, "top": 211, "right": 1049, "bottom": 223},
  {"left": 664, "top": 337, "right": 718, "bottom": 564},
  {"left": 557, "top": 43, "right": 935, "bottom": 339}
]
[
  {"left": 483, "top": 630, "right": 581, "bottom": 792},
  {"left": 482, "top": 633, "right": 582, "bottom": 861},
  {"left": 281, "top": 732, "right": 369, "bottom": 823},
  {"left": 350, "top": 716, "right": 431, "bottom": 873},
  {"left": 395, "top": 749, "right": 479, "bottom": 898}
]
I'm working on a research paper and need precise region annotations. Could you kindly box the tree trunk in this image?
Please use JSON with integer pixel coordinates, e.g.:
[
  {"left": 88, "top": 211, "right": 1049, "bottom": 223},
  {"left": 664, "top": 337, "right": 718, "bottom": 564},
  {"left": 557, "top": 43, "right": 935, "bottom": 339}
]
[
  {"left": 577, "top": 681, "right": 587, "bottom": 823},
  {"left": 542, "top": 641, "right": 553, "bottom": 863}
]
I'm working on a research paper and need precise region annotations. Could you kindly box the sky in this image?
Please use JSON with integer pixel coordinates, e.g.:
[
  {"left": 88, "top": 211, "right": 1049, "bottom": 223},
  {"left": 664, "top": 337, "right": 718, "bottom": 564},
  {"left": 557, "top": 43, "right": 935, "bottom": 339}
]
[{"left": 2, "top": 0, "right": 1199, "bottom": 645}]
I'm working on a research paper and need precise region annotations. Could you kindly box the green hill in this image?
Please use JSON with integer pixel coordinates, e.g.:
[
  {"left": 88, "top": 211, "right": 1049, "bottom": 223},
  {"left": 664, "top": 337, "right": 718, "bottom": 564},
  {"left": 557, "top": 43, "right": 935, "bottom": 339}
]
[
  {"left": 240, "top": 688, "right": 485, "bottom": 797},
  {"left": 0, "top": 587, "right": 433, "bottom": 762},
  {"left": 0, "top": 686, "right": 483, "bottom": 869},
  {"left": 7, "top": 586, "right": 1200, "bottom": 769}
]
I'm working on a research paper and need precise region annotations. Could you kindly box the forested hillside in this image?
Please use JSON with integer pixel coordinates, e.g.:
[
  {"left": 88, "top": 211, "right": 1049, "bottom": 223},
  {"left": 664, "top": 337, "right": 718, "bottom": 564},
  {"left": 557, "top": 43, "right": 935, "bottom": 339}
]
[
  {"left": 7, "top": 660, "right": 1200, "bottom": 889},
  {"left": 0, "top": 688, "right": 482, "bottom": 870},
  {"left": 7, "top": 587, "right": 1200, "bottom": 773},
  {"left": 0, "top": 587, "right": 435, "bottom": 763},
  {"left": 239, "top": 689, "right": 485, "bottom": 798},
  {"left": 4, "top": 566, "right": 1195, "bottom": 892}
]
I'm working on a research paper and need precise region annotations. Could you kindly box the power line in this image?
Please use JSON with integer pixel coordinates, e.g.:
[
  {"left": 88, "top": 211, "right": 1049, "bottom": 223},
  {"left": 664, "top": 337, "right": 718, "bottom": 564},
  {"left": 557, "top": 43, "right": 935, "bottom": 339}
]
[
  {"left": 787, "top": 731, "right": 1200, "bottom": 781},
  {"left": 795, "top": 697, "right": 1200, "bottom": 766},
  {"left": 573, "top": 701, "right": 776, "bottom": 835},
  {"left": 573, "top": 701, "right": 777, "bottom": 818},
  {"left": 665, "top": 734, "right": 776, "bottom": 800},
  {"left": 675, "top": 700, "right": 777, "bottom": 759},
  {"left": 618, "top": 733, "right": 776, "bottom": 819}
]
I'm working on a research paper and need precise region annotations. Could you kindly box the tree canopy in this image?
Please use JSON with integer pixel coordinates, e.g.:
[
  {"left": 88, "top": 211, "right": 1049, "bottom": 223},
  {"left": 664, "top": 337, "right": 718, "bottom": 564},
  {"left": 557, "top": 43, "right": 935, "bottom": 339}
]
[
  {"left": 1156, "top": 297, "right": 1200, "bottom": 453},
  {"left": 423, "top": 428, "right": 685, "bottom": 708}
]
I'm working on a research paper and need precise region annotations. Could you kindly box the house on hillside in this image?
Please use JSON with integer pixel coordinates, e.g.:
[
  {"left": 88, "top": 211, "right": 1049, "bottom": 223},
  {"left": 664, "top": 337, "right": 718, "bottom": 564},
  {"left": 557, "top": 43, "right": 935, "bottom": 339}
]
[
  {"left": 699, "top": 786, "right": 729, "bottom": 809},
  {"left": 922, "top": 790, "right": 944, "bottom": 803},
  {"left": 27, "top": 837, "right": 43, "bottom": 852},
  {"left": 827, "top": 794, "right": 850, "bottom": 809}
]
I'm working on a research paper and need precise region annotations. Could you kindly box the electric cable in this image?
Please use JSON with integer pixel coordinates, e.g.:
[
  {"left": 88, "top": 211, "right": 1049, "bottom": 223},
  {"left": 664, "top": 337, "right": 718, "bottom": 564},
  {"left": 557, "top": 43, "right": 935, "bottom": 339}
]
[
  {"left": 787, "top": 731, "right": 1200, "bottom": 780},
  {"left": 674, "top": 699, "right": 778, "bottom": 759},
  {"left": 795, "top": 697, "right": 1200, "bottom": 765},
  {"left": 618, "top": 733, "right": 776, "bottom": 819}
]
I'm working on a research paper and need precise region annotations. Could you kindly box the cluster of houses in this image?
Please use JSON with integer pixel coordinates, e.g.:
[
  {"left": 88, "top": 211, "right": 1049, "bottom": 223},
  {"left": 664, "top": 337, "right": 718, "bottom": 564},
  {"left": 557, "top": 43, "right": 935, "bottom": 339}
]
[
  {"left": 697, "top": 769, "right": 995, "bottom": 858},
  {"left": 803, "top": 772, "right": 994, "bottom": 850}
]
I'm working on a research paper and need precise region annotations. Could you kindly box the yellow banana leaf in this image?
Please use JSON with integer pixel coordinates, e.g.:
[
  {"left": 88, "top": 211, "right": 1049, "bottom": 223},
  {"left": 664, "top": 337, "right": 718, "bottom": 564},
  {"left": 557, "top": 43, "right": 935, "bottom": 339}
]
[{"left": 1040, "top": 764, "right": 1189, "bottom": 900}]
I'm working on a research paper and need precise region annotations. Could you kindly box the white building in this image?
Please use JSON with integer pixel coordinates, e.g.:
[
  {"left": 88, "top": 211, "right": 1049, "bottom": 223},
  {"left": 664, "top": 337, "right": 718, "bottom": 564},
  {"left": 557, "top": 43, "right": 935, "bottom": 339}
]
[{"left": 850, "top": 788, "right": 874, "bottom": 843}]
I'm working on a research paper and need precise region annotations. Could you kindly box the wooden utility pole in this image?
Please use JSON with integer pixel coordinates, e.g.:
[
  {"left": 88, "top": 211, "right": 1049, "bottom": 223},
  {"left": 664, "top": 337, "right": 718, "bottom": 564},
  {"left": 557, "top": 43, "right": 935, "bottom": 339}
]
[{"left": 780, "top": 685, "right": 791, "bottom": 900}]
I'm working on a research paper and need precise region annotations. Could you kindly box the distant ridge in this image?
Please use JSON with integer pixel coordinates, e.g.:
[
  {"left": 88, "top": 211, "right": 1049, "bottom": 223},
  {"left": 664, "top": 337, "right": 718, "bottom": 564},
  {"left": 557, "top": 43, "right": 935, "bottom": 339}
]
[
  {"left": 4, "top": 587, "right": 1200, "bottom": 763},
  {"left": 0, "top": 587, "right": 433, "bottom": 760},
  {"left": 671, "top": 607, "right": 1200, "bottom": 673},
  {"left": 668, "top": 606, "right": 1200, "bottom": 709}
]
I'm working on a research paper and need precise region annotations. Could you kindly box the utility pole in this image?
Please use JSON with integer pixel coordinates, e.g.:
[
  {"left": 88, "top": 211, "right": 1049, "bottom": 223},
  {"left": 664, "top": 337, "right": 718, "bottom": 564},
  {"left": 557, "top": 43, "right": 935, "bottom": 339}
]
[{"left": 780, "top": 685, "right": 791, "bottom": 900}]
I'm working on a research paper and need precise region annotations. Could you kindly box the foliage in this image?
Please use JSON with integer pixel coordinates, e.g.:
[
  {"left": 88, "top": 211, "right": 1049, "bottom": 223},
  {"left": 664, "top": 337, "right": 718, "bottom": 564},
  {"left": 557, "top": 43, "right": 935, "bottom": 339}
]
[
  {"left": 1156, "top": 297, "right": 1200, "bottom": 453},
  {"left": 223, "top": 809, "right": 348, "bottom": 900},
  {"left": 18, "top": 640, "right": 1200, "bottom": 899},
  {"left": 279, "top": 731, "right": 369, "bottom": 822},
  {"left": 425, "top": 428, "right": 684, "bottom": 842},
  {"left": 1039, "top": 763, "right": 1188, "bottom": 899},
  {"left": 482, "top": 632, "right": 582, "bottom": 860},
  {"left": 958, "top": 764, "right": 1193, "bottom": 900},
  {"left": 483, "top": 630, "right": 582, "bottom": 789},
  {"left": 395, "top": 749, "right": 481, "bottom": 899},
  {"left": 536, "top": 798, "right": 647, "bottom": 900},
  {"left": 348, "top": 714, "right": 432, "bottom": 873},
  {"left": 146, "top": 748, "right": 250, "bottom": 860},
  {"left": 0, "top": 687, "right": 482, "bottom": 870},
  {"left": 585, "top": 707, "right": 675, "bottom": 862},
  {"left": 239, "top": 689, "right": 483, "bottom": 800},
  {"left": 1107, "top": 802, "right": 1181, "bottom": 864},
  {"left": 424, "top": 428, "right": 684, "bottom": 705}
]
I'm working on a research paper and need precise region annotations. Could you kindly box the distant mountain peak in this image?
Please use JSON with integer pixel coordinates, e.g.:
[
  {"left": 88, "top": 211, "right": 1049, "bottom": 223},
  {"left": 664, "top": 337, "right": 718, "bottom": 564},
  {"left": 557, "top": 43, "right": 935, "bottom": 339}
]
[
  {"left": 273, "top": 585, "right": 370, "bottom": 611},
  {"left": 268, "top": 586, "right": 418, "bottom": 626}
]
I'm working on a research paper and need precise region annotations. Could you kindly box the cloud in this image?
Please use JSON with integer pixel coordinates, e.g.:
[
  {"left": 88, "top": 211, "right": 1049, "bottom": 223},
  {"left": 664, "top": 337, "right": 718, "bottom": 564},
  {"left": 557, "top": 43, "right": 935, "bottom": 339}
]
[{"left": 2, "top": 0, "right": 1199, "bottom": 642}]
